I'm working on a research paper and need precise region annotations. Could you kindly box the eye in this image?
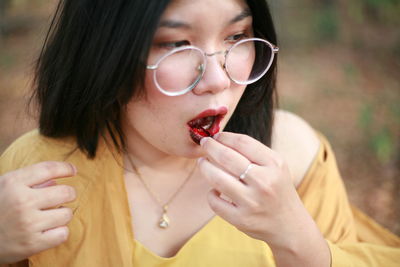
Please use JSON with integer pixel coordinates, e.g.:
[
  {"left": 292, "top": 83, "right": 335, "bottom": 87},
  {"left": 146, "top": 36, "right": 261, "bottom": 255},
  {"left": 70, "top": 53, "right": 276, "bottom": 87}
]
[
  {"left": 226, "top": 33, "right": 248, "bottom": 43},
  {"left": 157, "top": 40, "right": 190, "bottom": 49}
]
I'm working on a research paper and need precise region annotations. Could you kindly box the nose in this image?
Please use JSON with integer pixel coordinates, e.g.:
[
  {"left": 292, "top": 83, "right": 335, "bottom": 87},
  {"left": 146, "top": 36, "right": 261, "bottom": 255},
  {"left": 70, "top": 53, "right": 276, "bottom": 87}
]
[{"left": 192, "top": 53, "right": 231, "bottom": 95}]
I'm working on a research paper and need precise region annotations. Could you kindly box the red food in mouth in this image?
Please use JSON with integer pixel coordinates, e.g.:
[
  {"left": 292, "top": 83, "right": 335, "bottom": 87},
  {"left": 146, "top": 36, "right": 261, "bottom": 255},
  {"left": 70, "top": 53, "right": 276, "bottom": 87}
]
[{"left": 187, "top": 107, "right": 228, "bottom": 145}]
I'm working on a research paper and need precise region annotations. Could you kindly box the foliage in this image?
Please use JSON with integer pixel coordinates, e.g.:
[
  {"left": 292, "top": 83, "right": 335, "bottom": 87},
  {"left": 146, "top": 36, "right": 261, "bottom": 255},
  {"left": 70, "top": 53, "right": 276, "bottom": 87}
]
[{"left": 358, "top": 100, "right": 400, "bottom": 165}]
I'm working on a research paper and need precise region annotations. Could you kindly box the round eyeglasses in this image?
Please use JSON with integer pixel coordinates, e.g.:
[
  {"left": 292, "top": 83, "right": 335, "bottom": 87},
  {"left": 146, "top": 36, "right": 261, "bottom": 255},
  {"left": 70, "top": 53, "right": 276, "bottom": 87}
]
[{"left": 146, "top": 38, "right": 279, "bottom": 96}]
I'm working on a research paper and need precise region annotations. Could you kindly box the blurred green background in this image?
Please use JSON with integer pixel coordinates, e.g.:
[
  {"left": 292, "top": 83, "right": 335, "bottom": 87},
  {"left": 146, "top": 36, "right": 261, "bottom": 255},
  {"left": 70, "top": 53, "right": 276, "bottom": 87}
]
[{"left": 0, "top": 0, "right": 399, "bottom": 234}]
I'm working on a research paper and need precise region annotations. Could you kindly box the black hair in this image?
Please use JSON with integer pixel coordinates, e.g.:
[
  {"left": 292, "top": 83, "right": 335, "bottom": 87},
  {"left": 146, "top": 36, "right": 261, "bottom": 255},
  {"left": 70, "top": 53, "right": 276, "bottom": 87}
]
[
  {"left": 33, "top": 0, "right": 277, "bottom": 158},
  {"left": 224, "top": 0, "right": 278, "bottom": 147}
]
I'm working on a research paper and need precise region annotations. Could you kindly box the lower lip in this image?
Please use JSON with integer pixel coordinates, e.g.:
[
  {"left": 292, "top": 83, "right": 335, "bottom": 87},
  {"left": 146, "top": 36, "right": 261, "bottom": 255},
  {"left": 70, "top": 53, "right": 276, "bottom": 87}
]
[{"left": 188, "top": 107, "right": 228, "bottom": 145}]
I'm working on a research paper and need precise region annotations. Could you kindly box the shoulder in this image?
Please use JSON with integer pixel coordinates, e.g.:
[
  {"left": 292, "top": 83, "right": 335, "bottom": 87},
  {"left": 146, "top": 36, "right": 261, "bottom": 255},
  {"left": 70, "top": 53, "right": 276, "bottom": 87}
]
[
  {"left": 0, "top": 129, "right": 78, "bottom": 174},
  {"left": 271, "top": 110, "right": 320, "bottom": 187},
  {"left": 0, "top": 130, "right": 121, "bottom": 211}
]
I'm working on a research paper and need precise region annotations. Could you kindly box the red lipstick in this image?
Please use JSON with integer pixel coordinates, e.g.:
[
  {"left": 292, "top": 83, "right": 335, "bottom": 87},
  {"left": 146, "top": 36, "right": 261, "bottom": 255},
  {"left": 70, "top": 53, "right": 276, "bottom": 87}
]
[{"left": 187, "top": 106, "right": 228, "bottom": 145}]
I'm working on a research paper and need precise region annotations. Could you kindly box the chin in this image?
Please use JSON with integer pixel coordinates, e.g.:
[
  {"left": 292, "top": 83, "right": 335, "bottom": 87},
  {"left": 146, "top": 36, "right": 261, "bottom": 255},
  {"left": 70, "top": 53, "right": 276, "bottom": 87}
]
[{"left": 176, "top": 138, "right": 206, "bottom": 159}]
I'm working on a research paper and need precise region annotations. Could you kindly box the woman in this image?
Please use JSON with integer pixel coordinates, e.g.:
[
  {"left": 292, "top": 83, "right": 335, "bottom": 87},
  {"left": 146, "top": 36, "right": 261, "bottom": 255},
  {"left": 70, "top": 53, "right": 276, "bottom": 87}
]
[{"left": 0, "top": 0, "right": 399, "bottom": 266}]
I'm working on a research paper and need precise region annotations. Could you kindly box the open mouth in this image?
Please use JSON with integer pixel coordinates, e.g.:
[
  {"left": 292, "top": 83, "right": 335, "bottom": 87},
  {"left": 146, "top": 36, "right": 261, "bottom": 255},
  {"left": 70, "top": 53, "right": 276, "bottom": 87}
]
[{"left": 187, "top": 107, "right": 228, "bottom": 145}]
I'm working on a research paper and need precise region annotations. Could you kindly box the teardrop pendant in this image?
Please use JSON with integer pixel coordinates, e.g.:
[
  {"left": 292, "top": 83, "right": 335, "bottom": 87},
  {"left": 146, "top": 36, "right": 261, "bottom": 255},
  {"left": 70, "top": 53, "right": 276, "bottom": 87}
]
[{"left": 158, "top": 206, "right": 170, "bottom": 229}]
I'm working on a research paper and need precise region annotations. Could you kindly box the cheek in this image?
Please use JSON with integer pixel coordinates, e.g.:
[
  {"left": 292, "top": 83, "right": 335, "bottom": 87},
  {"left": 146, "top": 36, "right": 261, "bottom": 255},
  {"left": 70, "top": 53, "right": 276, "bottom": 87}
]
[
  {"left": 125, "top": 97, "right": 181, "bottom": 150},
  {"left": 144, "top": 70, "right": 160, "bottom": 97},
  {"left": 218, "top": 85, "right": 247, "bottom": 130},
  {"left": 226, "top": 48, "right": 255, "bottom": 82},
  {"left": 127, "top": 81, "right": 188, "bottom": 141}
]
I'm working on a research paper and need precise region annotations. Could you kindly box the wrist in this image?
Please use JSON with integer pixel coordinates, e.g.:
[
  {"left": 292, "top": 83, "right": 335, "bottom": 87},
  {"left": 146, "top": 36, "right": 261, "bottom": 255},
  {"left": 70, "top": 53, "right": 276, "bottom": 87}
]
[
  {"left": 268, "top": 227, "right": 331, "bottom": 267},
  {"left": 266, "top": 209, "right": 331, "bottom": 267}
]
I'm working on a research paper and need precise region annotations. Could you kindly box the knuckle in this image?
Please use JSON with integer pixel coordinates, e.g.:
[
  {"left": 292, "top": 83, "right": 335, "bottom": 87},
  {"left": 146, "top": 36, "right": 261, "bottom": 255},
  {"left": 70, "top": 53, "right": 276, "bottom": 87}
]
[
  {"left": 21, "top": 237, "right": 37, "bottom": 251},
  {"left": 202, "top": 138, "right": 213, "bottom": 150},
  {"left": 0, "top": 180, "right": 22, "bottom": 205},
  {"left": 237, "top": 216, "right": 255, "bottom": 231},
  {"left": 23, "top": 241, "right": 42, "bottom": 255},
  {"left": 258, "top": 182, "right": 272, "bottom": 195},
  {"left": 0, "top": 173, "right": 15, "bottom": 188},
  {"left": 236, "top": 134, "right": 251, "bottom": 149},
  {"left": 59, "top": 185, "right": 76, "bottom": 201},
  {"left": 44, "top": 227, "right": 69, "bottom": 247},
  {"left": 13, "top": 194, "right": 32, "bottom": 211},
  {"left": 252, "top": 174, "right": 273, "bottom": 195},
  {"left": 18, "top": 214, "right": 35, "bottom": 230},
  {"left": 275, "top": 158, "right": 285, "bottom": 168},
  {"left": 57, "top": 227, "right": 69, "bottom": 243},
  {"left": 217, "top": 148, "right": 235, "bottom": 166},
  {"left": 197, "top": 158, "right": 207, "bottom": 171},
  {"left": 271, "top": 154, "right": 285, "bottom": 168},
  {"left": 207, "top": 197, "right": 220, "bottom": 213},
  {"left": 39, "top": 161, "right": 59, "bottom": 177},
  {"left": 245, "top": 198, "right": 262, "bottom": 213},
  {"left": 212, "top": 177, "right": 224, "bottom": 191},
  {"left": 62, "top": 208, "right": 73, "bottom": 223}
]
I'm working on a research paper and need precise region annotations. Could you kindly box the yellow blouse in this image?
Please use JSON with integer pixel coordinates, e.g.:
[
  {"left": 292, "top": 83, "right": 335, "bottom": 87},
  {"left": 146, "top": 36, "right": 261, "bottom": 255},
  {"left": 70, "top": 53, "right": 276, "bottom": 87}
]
[{"left": 0, "top": 130, "right": 399, "bottom": 267}]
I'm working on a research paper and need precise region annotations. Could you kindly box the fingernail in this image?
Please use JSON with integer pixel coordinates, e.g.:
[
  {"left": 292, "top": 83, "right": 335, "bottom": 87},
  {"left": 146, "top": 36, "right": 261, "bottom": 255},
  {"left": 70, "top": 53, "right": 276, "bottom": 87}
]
[{"left": 200, "top": 137, "right": 209, "bottom": 146}]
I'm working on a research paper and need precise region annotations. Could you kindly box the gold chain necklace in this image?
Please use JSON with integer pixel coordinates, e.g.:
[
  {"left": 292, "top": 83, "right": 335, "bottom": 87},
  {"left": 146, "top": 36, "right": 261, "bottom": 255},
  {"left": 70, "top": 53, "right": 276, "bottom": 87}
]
[{"left": 126, "top": 154, "right": 196, "bottom": 229}]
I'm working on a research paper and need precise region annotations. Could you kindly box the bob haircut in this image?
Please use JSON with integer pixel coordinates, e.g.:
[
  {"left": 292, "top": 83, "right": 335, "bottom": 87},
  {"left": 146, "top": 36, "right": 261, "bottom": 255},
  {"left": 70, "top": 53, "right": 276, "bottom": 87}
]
[{"left": 33, "top": 0, "right": 278, "bottom": 158}]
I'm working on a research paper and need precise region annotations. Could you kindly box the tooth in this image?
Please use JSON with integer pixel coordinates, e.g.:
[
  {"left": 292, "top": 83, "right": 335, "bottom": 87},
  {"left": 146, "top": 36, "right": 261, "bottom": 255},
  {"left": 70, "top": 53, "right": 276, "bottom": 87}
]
[
  {"left": 189, "top": 116, "right": 216, "bottom": 130},
  {"left": 202, "top": 116, "right": 215, "bottom": 130},
  {"left": 203, "top": 123, "right": 211, "bottom": 130}
]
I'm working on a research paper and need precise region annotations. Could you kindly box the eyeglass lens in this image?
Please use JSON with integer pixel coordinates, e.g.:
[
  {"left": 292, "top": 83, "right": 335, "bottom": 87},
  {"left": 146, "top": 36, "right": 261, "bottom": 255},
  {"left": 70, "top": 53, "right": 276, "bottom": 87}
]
[
  {"left": 155, "top": 48, "right": 204, "bottom": 93},
  {"left": 154, "top": 39, "right": 273, "bottom": 94}
]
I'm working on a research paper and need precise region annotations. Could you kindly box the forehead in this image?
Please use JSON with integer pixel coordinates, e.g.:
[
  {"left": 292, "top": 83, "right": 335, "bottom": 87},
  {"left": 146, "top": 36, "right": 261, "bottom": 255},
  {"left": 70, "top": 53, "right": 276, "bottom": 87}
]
[{"left": 160, "top": 0, "right": 250, "bottom": 26}]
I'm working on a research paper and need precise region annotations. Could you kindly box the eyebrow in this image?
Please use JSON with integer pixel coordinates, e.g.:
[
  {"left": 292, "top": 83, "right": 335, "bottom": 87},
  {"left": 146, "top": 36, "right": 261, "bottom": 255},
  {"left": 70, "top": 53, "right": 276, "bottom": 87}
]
[
  {"left": 229, "top": 8, "right": 252, "bottom": 25},
  {"left": 158, "top": 8, "right": 252, "bottom": 29},
  {"left": 158, "top": 20, "right": 191, "bottom": 29}
]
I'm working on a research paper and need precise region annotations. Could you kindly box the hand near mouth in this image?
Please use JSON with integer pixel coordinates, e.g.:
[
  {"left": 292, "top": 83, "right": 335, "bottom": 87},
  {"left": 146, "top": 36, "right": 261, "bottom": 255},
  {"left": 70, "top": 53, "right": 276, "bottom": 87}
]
[
  {"left": 187, "top": 107, "right": 228, "bottom": 145},
  {"left": 197, "top": 132, "right": 330, "bottom": 267}
]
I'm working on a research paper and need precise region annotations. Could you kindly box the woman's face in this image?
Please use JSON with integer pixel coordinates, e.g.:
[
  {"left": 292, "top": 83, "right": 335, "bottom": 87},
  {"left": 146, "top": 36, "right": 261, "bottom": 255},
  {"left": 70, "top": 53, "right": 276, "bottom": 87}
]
[{"left": 122, "top": 0, "right": 253, "bottom": 158}]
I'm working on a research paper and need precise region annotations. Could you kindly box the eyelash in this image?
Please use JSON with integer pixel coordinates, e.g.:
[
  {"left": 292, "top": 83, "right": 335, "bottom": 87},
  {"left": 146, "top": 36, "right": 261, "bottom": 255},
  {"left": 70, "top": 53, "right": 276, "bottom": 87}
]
[
  {"left": 157, "top": 40, "right": 190, "bottom": 49},
  {"left": 156, "top": 31, "right": 252, "bottom": 50},
  {"left": 225, "top": 32, "right": 248, "bottom": 44}
]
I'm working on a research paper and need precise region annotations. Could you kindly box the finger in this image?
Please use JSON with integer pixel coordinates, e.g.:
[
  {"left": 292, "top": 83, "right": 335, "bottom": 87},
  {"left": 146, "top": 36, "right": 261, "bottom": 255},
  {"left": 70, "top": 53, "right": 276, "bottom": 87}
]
[
  {"left": 35, "top": 207, "right": 73, "bottom": 232},
  {"left": 12, "top": 161, "right": 77, "bottom": 186},
  {"left": 35, "top": 226, "right": 69, "bottom": 252},
  {"left": 198, "top": 157, "right": 248, "bottom": 204},
  {"left": 34, "top": 185, "right": 76, "bottom": 209},
  {"left": 200, "top": 137, "right": 251, "bottom": 178},
  {"left": 207, "top": 189, "right": 240, "bottom": 225},
  {"left": 31, "top": 179, "right": 57, "bottom": 189},
  {"left": 213, "top": 132, "right": 279, "bottom": 166}
]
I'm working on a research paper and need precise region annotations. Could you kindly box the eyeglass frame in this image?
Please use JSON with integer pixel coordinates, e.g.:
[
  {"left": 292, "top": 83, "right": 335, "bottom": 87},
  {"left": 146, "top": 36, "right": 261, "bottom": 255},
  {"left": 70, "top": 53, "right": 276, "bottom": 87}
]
[{"left": 146, "top": 37, "right": 279, "bottom": 97}]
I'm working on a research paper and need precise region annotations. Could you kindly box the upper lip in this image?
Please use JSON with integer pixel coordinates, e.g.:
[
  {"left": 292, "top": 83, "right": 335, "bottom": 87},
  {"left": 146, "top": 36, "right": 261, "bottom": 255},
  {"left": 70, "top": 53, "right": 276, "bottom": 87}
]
[{"left": 188, "top": 106, "right": 228, "bottom": 125}]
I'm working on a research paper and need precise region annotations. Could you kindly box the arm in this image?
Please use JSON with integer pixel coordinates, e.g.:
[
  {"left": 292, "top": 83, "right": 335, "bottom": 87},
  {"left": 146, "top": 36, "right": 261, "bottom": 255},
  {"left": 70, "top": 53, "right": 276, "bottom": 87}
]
[
  {"left": 274, "top": 111, "right": 400, "bottom": 266},
  {"left": 295, "top": 131, "right": 400, "bottom": 266}
]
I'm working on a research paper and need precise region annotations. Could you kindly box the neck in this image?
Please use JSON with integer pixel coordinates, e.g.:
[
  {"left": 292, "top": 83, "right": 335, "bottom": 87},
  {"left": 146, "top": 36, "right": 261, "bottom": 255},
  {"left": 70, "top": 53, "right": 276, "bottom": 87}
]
[{"left": 123, "top": 131, "right": 196, "bottom": 176}]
